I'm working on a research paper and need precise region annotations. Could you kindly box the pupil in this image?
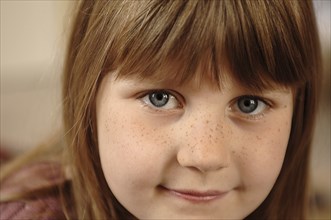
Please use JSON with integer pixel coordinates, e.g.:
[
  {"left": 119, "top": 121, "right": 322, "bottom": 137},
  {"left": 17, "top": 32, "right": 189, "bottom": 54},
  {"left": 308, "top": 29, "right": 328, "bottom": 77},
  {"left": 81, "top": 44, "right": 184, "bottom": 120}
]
[
  {"left": 156, "top": 93, "right": 164, "bottom": 100},
  {"left": 244, "top": 100, "right": 251, "bottom": 107}
]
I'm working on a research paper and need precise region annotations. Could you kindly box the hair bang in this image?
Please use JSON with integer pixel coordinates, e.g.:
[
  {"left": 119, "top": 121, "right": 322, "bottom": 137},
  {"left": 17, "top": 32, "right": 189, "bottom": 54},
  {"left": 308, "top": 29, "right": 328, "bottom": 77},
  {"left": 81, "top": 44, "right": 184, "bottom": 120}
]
[{"left": 105, "top": 0, "right": 313, "bottom": 91}]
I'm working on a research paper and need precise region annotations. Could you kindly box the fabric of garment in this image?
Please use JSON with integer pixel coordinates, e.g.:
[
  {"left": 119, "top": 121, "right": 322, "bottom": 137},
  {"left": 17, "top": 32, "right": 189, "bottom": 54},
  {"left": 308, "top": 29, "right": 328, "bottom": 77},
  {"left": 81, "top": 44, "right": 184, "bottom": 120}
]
[{"left": 0, "top": 162, "right": 66, "bottom": 220}]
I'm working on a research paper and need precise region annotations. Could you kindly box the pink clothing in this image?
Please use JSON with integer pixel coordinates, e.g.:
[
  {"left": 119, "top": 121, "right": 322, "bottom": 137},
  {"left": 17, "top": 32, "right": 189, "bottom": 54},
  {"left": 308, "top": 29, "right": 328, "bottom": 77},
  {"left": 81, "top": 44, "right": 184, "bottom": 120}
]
[
  {"left": 0, "top": 197, "right": 65, "bottom": 220},
  {"left": 0, "top": 162, "right": 66, "bottom": 220}
]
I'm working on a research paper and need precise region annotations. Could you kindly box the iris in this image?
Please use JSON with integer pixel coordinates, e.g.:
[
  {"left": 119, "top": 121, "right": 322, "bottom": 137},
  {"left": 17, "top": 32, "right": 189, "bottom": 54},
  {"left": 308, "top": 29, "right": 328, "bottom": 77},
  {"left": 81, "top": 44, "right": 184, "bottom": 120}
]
[
  {"left": 237, "top": 96, "right": 258, "bottom": 113},
  {"left": 149, "top": 91, "right": 169, "bottom": 107}
]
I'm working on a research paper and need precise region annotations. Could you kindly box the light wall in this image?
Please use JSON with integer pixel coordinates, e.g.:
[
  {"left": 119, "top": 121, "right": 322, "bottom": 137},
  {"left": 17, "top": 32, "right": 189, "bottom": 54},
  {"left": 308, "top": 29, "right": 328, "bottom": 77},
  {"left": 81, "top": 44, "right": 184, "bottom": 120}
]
[{"left": 1, "top": 1, "right": 72, "bottom": 153}]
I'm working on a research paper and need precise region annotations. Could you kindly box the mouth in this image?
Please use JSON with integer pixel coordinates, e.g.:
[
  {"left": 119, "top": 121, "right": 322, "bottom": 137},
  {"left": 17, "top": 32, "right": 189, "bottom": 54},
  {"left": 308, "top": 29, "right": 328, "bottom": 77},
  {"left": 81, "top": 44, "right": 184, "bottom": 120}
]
[{"left": 159, "top": 185, "right": 228, "bottom": 203}]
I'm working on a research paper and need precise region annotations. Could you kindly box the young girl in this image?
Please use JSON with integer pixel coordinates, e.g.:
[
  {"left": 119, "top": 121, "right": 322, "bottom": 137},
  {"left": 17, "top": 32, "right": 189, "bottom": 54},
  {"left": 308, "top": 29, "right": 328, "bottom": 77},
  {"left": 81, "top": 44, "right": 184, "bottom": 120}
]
[{"left": 0, "top": 0, "right": 321, "bottom": 219}]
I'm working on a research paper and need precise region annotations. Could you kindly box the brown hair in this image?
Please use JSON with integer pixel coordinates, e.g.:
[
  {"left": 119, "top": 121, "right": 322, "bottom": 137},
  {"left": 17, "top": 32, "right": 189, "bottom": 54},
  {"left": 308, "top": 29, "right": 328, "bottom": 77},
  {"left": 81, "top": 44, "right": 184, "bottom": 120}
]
[{"left": 6, "top": 0, "right": 319, "bottom": 219}]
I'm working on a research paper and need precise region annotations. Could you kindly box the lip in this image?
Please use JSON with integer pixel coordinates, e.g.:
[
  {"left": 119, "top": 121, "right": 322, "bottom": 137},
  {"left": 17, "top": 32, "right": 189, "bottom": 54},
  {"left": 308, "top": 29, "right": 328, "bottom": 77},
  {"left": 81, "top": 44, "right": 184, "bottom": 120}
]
[{"left": 160, "top": 186, "right": 227, "bottom": 202}]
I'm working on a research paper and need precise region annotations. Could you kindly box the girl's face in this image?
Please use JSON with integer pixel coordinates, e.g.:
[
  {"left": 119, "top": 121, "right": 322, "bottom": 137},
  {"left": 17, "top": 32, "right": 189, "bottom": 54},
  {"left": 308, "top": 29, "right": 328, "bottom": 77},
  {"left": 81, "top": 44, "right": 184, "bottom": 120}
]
[{"left": 96, "top": 71, "right": 293, "bottom": 219}]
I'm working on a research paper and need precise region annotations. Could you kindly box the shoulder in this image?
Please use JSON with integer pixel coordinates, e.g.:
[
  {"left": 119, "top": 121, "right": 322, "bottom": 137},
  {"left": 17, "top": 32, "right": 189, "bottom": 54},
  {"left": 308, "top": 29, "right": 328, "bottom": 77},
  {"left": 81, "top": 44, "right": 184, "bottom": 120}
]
[
  {"left": 0, "top": 196, "right": 66, "bottom": 220},
  {"left": 0, "top": 162, "right": 67, "bottom": 220},
  {"left": 1, "top": 162, "right": 63, "bottom": 192}
]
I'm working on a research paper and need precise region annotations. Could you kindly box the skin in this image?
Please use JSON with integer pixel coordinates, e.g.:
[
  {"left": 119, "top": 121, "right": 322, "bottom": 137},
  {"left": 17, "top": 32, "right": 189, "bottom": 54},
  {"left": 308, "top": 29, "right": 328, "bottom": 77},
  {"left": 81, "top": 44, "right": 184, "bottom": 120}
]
[{"left": 96, "top": 71, "right": 293, "bottom": 219}]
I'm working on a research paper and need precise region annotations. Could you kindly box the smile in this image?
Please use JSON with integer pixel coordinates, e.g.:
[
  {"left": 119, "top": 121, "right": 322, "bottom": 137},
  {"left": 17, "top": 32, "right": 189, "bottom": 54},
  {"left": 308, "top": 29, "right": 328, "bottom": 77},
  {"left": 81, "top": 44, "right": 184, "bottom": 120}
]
[{"left": 159, "top": 186, "right": 228, "bottom": 203}]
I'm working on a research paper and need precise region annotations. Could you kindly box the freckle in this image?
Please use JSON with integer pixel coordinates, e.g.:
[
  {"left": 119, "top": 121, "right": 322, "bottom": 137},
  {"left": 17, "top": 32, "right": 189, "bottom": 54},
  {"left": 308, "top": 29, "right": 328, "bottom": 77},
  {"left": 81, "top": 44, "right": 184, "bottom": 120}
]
[
  {"left": 206, "top": 120, "right": 210, "bottom": 124},
  {"left": 256, "top": 136, "right": 261, "bottom": 140},
  {"left": 278, "top": 128, "right": 280, "bottom": 132}
]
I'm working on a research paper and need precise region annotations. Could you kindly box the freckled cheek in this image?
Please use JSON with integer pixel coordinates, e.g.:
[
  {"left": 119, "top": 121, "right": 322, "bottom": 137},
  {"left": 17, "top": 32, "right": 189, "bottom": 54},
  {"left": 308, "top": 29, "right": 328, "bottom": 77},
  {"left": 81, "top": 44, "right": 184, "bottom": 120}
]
[
  {"left": 236, "top": 122, "right": 291, "bottom": 188},
  {"left": 105, "top": 115, "right": 170, "bottom": 149},
  {"left": 259, "top": 126, "right": 289, "bottom": 157},
  {"left": 98, "top": 111, "right": 172, "bottom": 182}
]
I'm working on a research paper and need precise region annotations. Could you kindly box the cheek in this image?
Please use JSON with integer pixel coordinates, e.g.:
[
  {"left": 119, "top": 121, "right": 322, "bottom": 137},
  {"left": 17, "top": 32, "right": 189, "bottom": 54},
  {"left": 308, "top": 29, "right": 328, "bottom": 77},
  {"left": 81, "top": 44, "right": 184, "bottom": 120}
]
[
  {"left": 97, "top": 106, "right": 172, "bottom": 191},
  {"left": 234, "top": 117, "right": 292, "bottom": 194}
]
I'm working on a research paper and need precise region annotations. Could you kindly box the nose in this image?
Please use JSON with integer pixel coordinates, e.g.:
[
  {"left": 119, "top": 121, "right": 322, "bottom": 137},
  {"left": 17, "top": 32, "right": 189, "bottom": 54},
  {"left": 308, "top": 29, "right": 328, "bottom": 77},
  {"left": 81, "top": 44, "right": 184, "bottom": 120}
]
[{"left": 176, "top": 114, "right": 230, "bottom": 173}]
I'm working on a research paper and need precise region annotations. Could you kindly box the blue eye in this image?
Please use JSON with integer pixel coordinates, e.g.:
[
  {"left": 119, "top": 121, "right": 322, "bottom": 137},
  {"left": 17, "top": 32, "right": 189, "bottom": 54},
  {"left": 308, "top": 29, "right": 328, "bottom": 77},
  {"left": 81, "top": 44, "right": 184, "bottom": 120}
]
[
  {"left": 237, "top": 96, "right": 259, "bottom": 113},
  {"left": 233, "top": 96, "right": 269, "bottom": 117},
  {"left": 149, "top": 91, "right": 169, "bottom": 107},
  {"left": 141, "top": 90, "right": 182, "bottom": 110}
]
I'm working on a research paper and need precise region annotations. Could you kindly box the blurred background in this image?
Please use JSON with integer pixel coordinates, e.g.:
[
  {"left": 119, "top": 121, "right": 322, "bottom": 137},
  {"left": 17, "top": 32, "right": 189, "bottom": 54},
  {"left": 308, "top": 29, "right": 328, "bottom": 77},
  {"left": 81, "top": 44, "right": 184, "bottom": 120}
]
[
  {"left": 0, "top": 1, "right": 330, "bottom": 219},
  {"left": 1, "top": 1, "right": 70, "bottom": 156}
]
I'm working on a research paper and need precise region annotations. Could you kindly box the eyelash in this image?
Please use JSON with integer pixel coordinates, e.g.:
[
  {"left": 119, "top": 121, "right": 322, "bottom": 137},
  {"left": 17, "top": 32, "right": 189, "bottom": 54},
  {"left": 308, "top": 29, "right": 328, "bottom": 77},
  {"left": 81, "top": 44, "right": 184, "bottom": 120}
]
[
  {"left": 139, "top": 90, "right": 183, "bottom": 112},
  {"left": 138, "top": 90, "right": 272, "bottom": 120},
  {"left": 229, "top": 95, "right": 272, "bottom": 121}
]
